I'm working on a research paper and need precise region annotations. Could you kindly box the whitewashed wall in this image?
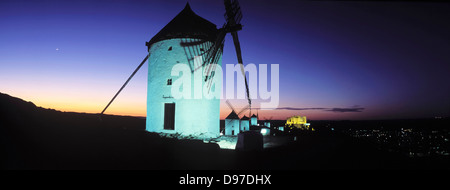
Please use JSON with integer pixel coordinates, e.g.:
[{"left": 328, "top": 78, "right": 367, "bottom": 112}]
[
  {"left": 146, "top": 38, "right": 221, "bottom": 138},
  {"left": 225, "top": 119, "right": 240, "bottom": 136}
]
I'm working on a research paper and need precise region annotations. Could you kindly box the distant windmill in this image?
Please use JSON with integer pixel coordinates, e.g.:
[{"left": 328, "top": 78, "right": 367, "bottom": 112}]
[
  {"left": 240, "top": 115, "right": 250, "bottom": 131},
  {"left": 250, "top": 111, "right": 258, "bottom": 126},
  {"left": 263, "top": 116, "right": 273, "bottom": 128},
  {"left": 99, "top": 0, "right": 251, "bottom": 138},
  {"left": 224, "top": 100, "right": 249, "bottom": 136}
]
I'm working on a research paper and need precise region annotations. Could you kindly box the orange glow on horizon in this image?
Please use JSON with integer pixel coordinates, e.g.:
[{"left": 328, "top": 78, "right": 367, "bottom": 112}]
[{"left": 3, "top": 91, "right": 370, "bottom": 120}]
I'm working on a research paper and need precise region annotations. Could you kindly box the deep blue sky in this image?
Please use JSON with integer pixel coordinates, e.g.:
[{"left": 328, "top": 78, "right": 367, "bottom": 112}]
[{"left": 1, "top": 0, "right": 449, "bottom": 120}]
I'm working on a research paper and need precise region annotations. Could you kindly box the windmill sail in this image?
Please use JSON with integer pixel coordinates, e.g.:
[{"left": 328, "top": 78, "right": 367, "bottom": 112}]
[
  {"left": 224, "top": 0, "right": 251, "bottom": 107},
  {"left": 180, "top": 38, "right": 213, "bottom": 72},
  {"left": 225, "top": 0, "right": 242, "bottom": 25},
  {"left": 202, "top": 0, "right": 251, "bottom": 101}
]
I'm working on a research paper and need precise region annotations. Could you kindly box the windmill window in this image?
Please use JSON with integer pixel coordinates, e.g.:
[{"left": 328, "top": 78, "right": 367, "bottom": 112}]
[
  {"left": 168, "top": 46, "right": 172, "bottom": 51},
  {"left": 167, "top": 78, "right": 172, "bottom": 85}
]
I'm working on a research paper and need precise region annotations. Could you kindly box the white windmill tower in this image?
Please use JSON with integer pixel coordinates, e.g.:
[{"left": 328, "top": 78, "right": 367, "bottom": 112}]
[
  {"left": 224, "top": 111, "right": 240, "bottom": 136},
  {"left": 240, "top": 115, "right": 250, "bottom": 131},
  {"left": 250, "top": 113, "right": 258, "bottom": 126},
  {"left": 224, "top": 100, "right": 249, "bottom": 136},
  {"left": 99, "top": 0, "right": 251, "bottom": 139}
]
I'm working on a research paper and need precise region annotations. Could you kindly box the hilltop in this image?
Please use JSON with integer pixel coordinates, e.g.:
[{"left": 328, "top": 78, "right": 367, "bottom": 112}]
[{"left": 0, "top": 92, "right": 220, "bottom": 169}]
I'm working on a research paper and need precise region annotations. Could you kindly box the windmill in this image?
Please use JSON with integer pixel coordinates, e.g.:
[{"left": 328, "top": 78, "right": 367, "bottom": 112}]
[
  {"left": 263, "top": 116, "right": 273, "bottom": 128},
  {"left": 99, "top": 0, "right": 251, "bottom": 138},
  {"left": 224, "top": 100, "right": 249, "bottom": 136},
  {"left": 250, "top": 111, "right": 258, "bottom": 126}
]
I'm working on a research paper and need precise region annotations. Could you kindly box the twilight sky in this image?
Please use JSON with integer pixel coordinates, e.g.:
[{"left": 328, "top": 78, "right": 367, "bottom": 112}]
[{"left": 1, "top": 0, "right": 449, "bottom": 120}]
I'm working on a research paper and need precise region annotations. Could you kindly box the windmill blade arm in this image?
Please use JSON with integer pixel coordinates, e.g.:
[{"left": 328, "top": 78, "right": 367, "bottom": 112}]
[
  {"left": 237, "top": 104, "right": 250, "bottom": 116},
  {"left": 100, "top": 54, "right": 149, "bottom": 115},
  {"left": 202, "top": 27, "right": 227, "bottom": 93},
  {"left": 193, "top": 28, "right": 226, "bottom": 73},
  {"left": 224, "top": 0, "right": 242, "bottom": 25},
  {"left": 225, "top": 100, "right": 236, "bottom": 112},
  {"left": 231, "top": 31, "right": 251, "bottom": 105},
  {"left": 205, "top": 29, "right": 227, "bottom": 66}
]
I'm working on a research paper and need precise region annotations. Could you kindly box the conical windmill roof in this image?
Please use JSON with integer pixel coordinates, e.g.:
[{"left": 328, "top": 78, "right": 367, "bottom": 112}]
[
  {"left": 147, "top": 3, "right": 218, "bottom": 48},
  {"left": 226, "top": 111, "right": 240, "bottom": 120}
]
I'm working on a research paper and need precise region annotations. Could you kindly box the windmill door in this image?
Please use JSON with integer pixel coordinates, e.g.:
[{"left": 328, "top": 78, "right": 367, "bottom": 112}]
[{"left": 164, "top": 103, "right": 175, "bottom": 130}]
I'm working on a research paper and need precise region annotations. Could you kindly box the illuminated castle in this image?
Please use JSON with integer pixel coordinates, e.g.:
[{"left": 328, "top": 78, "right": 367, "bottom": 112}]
[
  {"left": 285, "top": 115, "right": 311, "bottom": 130},
  {"left": 145, "top": 4, "right": 221, "bottom": 138}
]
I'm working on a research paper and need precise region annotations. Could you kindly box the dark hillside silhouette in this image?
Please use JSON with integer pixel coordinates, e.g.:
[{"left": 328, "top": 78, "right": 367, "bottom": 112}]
[
  {"left": 0, "top": 92, "right": 220, "bottom": 169},
  {"left": 1, "top": 92, "right": 448, "bottom": 170}
]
